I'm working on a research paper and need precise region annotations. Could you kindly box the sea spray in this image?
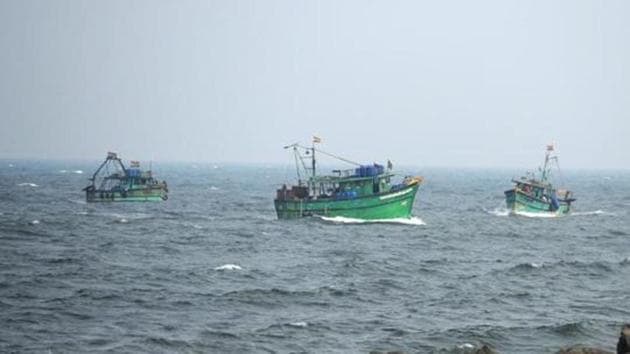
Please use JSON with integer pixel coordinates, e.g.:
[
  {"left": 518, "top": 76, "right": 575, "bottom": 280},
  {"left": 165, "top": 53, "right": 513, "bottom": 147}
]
[{"left": 318, "top": 216, "right": 426, "bottom": 225}]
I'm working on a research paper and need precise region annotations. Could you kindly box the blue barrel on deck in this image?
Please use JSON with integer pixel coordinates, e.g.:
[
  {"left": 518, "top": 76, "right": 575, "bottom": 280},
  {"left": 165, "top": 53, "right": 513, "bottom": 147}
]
[
  {"left": 127, "top": 169, "right": 140, "bottom": 177},
  {"left": 355, "top": 164, "right": 384, "bottom": 177},
  {"left": 336, "top": 190, "right": 358, "bottom": 200},
  {"left": 550, "top": 194, "right": 560, "bottom": 211}
]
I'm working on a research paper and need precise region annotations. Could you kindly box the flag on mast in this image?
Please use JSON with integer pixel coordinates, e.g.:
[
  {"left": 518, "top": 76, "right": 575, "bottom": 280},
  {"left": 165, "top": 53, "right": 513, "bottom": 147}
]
[{"left": 312, "top": 136, "right": 322, "bottom": 144}]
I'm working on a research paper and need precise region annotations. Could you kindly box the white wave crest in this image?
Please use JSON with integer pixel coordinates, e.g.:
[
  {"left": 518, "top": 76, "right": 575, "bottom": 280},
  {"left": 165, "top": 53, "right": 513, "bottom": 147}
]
[
  {"left": 73, "top": 170, "right": 84, "bottom": 174},
  {"left": 18, "top": 183, "right": 38, "bottom": 187},
  {"left": 30, "top": 220, "right": 40, "bottom": 225},
  {"left": 288, "top": 321, "right": 308, "bottom": 328},
  {"left": 512, "top": 210, "right": 561, "bottom": 218},
  {"left": 59, "top": 170, "right": 68, "bottom": 173},
  {"left": 107, "top": 212, "right": 153, "bottom": 221},
  {"left": 509, "top": 209, "right": 612, "bottom": 218},
  {"left": 318, "top": 216, "right": 426, "bottom": 225},
  {"left": 210, "top": 186, "right": 219, "bottom": 191},
  {"left": 571, "top": 210, "right": 612, "bottom": 216},
  {"left": 486, "top": 207, "right": 510, "bottom": 217},
  {"left": 215, "top": 264, "right": 242, "bottom": 271},
  {"left": 457, "top": 343, "right": 476, "bottom": 349}
]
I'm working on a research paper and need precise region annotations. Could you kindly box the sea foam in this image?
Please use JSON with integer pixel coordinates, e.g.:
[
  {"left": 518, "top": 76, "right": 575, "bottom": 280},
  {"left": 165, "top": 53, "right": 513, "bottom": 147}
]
[
  {"left": 489, "top": 208, "right": 612, "bottom": 218},
  {"left": 457, "top": 343, "right": 475, "bottom": 349},
  {"left": 512, "top": 211, "right": 559, "bottom": 218},
  {"left": 486, "top": 207, "right": 510, "bottom": 217},
  {"left": 215, "top": 264, "right": 242, "bottom": 271},
  {"left": 572, "top": 210, "right": 612, "bottom": 216},
  {"left": 318, "top": 216, "right": 425, "bottom": 225},
  {"left": 288, "top": 321, "right": 308, "bottom": 328}
]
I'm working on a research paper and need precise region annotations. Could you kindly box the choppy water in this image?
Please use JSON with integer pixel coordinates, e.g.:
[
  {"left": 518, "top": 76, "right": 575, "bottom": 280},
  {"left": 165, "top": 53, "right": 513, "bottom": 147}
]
[{"left": 1, "top": 160, "right": 629, "bottom": 353}]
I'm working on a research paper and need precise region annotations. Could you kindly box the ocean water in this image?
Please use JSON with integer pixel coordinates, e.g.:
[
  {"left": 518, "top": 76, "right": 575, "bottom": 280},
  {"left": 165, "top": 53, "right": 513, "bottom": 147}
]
[{"left": 0, "top": 160, "right": 629, "bottom": 353}]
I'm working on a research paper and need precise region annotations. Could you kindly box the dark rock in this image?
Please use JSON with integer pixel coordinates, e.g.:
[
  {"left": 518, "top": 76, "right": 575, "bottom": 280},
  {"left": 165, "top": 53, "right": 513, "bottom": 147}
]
[
  {"left": 555, "top": 346, "right": 613, "bottom": 354},
  {"left": 474, "top": 345, "right": 499, "bottom": 354}
]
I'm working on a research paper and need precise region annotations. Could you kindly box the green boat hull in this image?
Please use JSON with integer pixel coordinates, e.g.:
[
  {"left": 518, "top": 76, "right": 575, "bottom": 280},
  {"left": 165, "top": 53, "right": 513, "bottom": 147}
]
[
  {"left": 505, "top": 189, "right": 571, "bottom": 216},
  {"left": 274, "top": 183, "right": 419, "bottom": 220},
  {"left": 86, "top": 188, "right": 167, "bottom": 202}
]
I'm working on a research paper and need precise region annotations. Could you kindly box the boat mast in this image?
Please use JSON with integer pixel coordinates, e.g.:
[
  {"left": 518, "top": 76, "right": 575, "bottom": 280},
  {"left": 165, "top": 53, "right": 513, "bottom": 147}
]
[
  {"left": 91, "top": 152, "right": 124, "bottom": 185},
  {"left": 283, "top": 139, "right": 361, "bottom": 184},
  {"left": 292, "top": 145, "right": 302, "bottom": 184},
  {"left": 285, "top": 143, "right": 306, "bottom": 185},
  {"left": 311, "top": 142, "right": 316, "bottom": 178},
  {"left": 541, "top": 144, "right": 554, "bottom": 182}
]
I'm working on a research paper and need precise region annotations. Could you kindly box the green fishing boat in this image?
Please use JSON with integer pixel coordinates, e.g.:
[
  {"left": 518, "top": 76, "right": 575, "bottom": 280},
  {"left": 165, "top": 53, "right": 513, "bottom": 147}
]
[
  {"left": 83, "top": 152, "right": 168, "bottom": 202},
  {"left": 504, "top": 144, "right": 575, "bottom": 216},
  {"left": 274, "top": 140, "right": 423, "bottom": 220}
]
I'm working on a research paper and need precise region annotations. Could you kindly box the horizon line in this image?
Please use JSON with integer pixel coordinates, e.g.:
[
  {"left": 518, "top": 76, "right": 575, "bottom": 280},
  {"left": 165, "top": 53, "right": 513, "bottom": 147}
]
[{"left": 0, "top": 156, "right": 628, "bottom": 172}]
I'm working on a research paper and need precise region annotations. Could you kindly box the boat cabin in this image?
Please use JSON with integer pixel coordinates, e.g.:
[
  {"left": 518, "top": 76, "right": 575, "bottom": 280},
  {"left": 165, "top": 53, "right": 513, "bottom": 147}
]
[
  {"left": 276, "top": 163, "right": 393, "bottom": 201},
  {"left": 512, "top": 178, "right": 573, "bottom": 202}
]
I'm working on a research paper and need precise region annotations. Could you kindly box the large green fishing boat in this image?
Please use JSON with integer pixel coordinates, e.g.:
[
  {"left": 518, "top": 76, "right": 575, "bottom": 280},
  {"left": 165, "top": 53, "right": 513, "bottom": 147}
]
[
  {"left": 83, "top": 152, "right": 168, "bottom": 202},
  {"left": 504, "top": 144, "right": 575, "bottom": 216},
  {"left": 274, "top": 140, "right": 423, "bottom": 220}
]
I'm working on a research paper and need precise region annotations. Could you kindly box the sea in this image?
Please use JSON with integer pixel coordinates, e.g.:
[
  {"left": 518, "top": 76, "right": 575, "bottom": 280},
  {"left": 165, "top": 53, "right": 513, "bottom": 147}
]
[{"left": 0, "top": 160, "right": 628, "bottom": 353}]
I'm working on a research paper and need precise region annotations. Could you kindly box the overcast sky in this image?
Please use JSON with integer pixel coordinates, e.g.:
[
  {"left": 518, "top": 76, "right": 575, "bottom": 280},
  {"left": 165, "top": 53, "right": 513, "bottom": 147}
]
[{"left": 0, "top": 0, "right": 628, "bottom": 168}]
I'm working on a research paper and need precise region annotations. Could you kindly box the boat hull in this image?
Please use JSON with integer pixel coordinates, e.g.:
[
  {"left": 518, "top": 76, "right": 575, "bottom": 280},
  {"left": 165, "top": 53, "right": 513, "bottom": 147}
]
[
  {"left": 86, "top": 187, "right": 167, "bottom": 202},
  {"left": 274, "top": 183, "right": 419, "bottom": 220},
  {"left": 504, "top": 189, "right": 571, "bottom": 216}
]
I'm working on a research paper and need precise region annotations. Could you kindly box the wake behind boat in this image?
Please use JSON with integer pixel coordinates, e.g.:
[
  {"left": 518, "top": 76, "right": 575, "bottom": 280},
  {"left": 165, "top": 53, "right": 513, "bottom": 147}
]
[
  {"left": 274, "top": 138, "right": 423, "bottom": 220},
  {"left": 83, "top": 152, "right": 168, "bottom": 202},
  {"left": 504, "top": 144, "right": 575, "bottom": 216}
]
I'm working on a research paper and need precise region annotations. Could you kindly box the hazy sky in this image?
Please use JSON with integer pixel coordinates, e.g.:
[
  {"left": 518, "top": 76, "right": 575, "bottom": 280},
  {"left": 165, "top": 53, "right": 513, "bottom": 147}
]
[{"left": 1, "top": 0, "right": 628, "bottom": 168}]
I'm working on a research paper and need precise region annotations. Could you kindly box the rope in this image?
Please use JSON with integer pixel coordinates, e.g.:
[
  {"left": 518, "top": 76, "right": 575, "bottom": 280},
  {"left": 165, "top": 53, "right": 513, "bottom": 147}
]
[
  {"left": 553, "top": 156, "right": 568, "bottom": 188},
  {"left": 296, "top": 144, "right": 361, "bottom": 166},
  {"left": 293, "top": 147, "right": 302, "bottom": 183},
  {"left": 283, "top": 143, "right": 362, "bottom": 183}
]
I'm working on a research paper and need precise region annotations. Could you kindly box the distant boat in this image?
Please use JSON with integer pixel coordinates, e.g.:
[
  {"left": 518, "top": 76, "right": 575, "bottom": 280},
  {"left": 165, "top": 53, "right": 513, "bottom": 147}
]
[
  {"left": 83, "top": 152, "right": 168, "bottom": 202},
  {"left": 274, "top": 140, "right": 423, "bottom": 220},
  {"left": 504, "top": 144, "right": 575, "bottom": 216}
]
